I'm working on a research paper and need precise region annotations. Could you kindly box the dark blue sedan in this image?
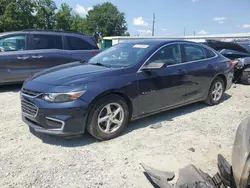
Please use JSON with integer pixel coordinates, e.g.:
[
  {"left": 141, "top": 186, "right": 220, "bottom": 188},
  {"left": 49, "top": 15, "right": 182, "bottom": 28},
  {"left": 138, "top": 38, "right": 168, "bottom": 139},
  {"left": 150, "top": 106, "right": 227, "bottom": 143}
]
[{"left": 21, "top": 40, "right": 234, "bottom": 140}]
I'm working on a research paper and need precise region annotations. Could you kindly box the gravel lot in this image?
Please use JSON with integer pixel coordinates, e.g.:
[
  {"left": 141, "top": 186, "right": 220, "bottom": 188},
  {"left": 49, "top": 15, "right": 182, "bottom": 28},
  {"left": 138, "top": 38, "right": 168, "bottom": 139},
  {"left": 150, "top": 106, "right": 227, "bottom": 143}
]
[{"left": 0, "top": 84, "right": 249, "bottom": 188}]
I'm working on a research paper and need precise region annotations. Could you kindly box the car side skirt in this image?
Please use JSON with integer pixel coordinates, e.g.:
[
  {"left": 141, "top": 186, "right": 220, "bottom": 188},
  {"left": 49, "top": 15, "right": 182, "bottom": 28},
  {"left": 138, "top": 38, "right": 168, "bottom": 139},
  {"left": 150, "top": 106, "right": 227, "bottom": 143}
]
[{"left": 131, "top": 97, "right": 206, "bottom": 121}]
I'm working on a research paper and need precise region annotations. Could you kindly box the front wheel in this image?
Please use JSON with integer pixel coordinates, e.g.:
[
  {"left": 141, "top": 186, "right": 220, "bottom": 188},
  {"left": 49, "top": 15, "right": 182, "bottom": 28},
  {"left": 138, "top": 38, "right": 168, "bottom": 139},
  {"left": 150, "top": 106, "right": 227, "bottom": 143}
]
[
  {"left": 240, "top": 71, "right": 250, "bottom": 85},
  {"left": 205, "top": 77, "right": 225, "bottom": 105},
  {"left": 86, "top": 95, "right": 130, "bottom": 140}
]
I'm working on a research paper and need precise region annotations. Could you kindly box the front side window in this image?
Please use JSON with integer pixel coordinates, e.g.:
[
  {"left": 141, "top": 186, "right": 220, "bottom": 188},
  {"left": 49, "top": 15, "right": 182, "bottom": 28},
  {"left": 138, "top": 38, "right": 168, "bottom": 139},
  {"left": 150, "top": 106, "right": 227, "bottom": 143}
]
[
  {"left": 0, "top": 35, "right": 25, "bottom": 52},
  {"left": 31, "top": 34, "right": 63, "bottom": 50},
  {"left": 184, "top": 44, "right": 207, "bottom": 62},
  {"left": 88, "top": 43, "right": 154, "bottom": 68},
  {"left": 65, "top": 36, "right": 96, "bottom": 50},
  {"left": 146, "top": 44, "right": 181, "bottom": 66}
]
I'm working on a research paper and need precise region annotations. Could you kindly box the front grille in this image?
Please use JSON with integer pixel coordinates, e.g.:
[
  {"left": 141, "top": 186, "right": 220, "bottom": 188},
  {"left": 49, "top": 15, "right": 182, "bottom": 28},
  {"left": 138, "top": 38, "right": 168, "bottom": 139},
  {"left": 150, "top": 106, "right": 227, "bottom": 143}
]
[
  {"left": 22, "top": 88, "right": 42, "bottom": 97},
  {"left": 21, "top": 100, "right": 38, "bottom": 117}
]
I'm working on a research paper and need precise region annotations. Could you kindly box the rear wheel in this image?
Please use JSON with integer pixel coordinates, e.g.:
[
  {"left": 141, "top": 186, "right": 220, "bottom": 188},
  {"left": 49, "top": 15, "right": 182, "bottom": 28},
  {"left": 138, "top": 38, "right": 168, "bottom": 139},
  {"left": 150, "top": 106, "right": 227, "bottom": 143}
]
[
  {"left": 205, "top": 77, "right": 225, "bottom": 105},
  {"left": 86, "top": 95, "right": 129, "bottom": 140},
  {"left": 240, "top": 71, "right": 250, "bottom": 85}
]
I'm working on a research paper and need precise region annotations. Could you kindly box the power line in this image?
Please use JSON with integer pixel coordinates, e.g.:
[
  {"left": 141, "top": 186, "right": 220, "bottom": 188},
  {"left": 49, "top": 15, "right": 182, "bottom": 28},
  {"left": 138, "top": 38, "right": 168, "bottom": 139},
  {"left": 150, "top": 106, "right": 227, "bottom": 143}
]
[{"left": 152, "top": 13, "right": 155, "bottom": 36}]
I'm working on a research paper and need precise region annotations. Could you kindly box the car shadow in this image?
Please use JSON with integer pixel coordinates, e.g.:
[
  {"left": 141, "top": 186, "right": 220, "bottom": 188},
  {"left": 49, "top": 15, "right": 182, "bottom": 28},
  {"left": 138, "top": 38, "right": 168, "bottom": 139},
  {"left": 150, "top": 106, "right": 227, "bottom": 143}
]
[
  {"left": 31, "top": 129, "right": 99, "bottom": 147},
  {"left": 36, "top": 93, "right": 231, "bottom": 147},
  {"left": 0, "top": 84, "right": 22, "bottom": 93}
]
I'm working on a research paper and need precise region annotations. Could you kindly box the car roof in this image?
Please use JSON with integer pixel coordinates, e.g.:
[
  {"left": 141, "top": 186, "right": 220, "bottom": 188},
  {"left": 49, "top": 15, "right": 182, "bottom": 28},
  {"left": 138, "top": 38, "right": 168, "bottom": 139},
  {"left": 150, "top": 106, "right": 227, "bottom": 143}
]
[
  {"left": 0, "top": 30, "right": 86, "bottom": 37},
  {"left": 123, "top": 39, "right": 196, "bottom": 46},
  {"left": 0, "top": 31, "right": 25, "bottom": 37}
]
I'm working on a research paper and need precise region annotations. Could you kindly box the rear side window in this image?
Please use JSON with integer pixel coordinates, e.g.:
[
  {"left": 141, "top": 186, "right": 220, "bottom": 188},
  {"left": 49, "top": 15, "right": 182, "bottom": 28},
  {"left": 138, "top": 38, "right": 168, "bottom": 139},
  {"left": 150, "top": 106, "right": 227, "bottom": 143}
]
[
  {"left": 31, "top": 34, "right": 63, "bottom": 50},
  {"left": 65, "top": 36, "right": 97, "bottom": 50},
  {"left": 205, "top": 48, "right": 216, "bottom": 58},
  {"left": 183, "top": 44, "right": 207, "bottom": 62}
]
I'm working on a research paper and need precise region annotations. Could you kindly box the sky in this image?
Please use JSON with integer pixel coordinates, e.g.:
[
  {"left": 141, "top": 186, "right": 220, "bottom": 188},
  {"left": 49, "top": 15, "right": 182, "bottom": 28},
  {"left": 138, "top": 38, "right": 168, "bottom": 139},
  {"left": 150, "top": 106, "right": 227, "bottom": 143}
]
[{"left": 54, "top": 0, "right": 250, "bottom": 36}]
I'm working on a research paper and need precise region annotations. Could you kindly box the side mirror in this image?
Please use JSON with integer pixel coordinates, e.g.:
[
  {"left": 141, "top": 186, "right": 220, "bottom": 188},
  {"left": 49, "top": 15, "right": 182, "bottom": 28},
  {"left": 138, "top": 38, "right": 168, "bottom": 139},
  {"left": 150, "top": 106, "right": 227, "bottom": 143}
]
[{"left": 141, "top": 62, "right": 165, "bottom": 71}]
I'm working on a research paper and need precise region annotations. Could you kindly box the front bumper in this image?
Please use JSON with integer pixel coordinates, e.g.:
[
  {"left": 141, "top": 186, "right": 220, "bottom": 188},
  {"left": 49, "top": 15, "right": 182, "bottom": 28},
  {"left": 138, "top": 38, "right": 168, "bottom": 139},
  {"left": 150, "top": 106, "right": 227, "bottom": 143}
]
[{"left": 21, "top": 94, "right": 89, "bottom": 136}]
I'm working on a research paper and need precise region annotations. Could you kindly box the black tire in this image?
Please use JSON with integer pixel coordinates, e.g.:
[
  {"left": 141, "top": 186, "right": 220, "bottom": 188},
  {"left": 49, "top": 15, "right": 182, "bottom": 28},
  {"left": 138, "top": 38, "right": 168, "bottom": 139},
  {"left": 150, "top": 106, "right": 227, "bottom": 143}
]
[
  {"left": 240, "top": 71, "right": 250, "bottom": 85},
  {"left": 86, "top": 95, "right": 130, "bottom": 141},
  {"left": 205, "top": 77, "right": 225, "bottom": 106}
]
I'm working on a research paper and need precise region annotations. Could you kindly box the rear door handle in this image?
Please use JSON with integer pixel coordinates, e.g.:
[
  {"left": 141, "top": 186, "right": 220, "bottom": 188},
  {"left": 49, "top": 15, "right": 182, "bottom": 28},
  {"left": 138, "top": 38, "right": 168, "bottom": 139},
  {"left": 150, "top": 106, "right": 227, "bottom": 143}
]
[
  {"left": 17, "top": 56, "right": 29, "bottom": 60},
  {"left": 32, "top": 55, "right": 43, "bottom": 59}
]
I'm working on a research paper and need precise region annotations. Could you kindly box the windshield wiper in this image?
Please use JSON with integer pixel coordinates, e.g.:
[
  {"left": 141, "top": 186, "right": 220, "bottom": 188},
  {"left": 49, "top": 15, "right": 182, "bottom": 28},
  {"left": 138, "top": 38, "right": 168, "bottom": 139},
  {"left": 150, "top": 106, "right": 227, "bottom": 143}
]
[{"left": 92, "top": 62, "right": 111, "bottom": 68}]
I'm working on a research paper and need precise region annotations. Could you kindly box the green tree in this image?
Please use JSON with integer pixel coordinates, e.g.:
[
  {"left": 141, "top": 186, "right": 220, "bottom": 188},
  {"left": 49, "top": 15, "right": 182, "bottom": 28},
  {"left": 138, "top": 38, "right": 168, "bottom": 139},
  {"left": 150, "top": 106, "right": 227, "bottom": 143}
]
[
  {"left": 35, "top": 0, "right": 57, "bottom": 29},
  {"left": 86, "top": 2, "right": 128, "bottom": 37},
  {"left": 54, "top": 3, "right": 73, "bottom": 31},
  {"left": 0, "top": 0, "right": 37, "bottom": 32},
  {"left": 70, "top": 13, "right": 88, "bottom": 34}
]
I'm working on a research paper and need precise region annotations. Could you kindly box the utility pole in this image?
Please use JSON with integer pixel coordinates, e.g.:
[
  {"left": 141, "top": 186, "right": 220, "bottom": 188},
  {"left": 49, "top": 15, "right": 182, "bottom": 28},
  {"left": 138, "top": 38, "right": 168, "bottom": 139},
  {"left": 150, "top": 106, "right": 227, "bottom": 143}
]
[
  {"left": 194, "top": 31, "right": 196, "bottom": 36},
  {"left": 184, "top": 27, "right": 186, "bottom": 36},
  {"left": 152, "top": 13, "right": 155, "bottom": 36}
]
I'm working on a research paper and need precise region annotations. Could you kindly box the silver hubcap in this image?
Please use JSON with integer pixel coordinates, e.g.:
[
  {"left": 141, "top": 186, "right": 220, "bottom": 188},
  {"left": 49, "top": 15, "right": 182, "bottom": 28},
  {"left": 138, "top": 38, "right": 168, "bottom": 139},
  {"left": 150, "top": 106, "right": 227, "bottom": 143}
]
[
  {"left": 212, "top": 82, "right": 223, "bottom": 101},
  {"left": 98, "top": 103, "right": 124, "bottom": 134}
]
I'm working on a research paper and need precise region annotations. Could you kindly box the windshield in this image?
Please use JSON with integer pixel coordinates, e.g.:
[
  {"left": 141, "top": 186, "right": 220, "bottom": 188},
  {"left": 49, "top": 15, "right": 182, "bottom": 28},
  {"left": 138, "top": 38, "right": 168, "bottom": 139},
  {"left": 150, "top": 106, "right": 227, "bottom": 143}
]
[{"left": 88, "top": 43, "right": 154, "bottom": 68}]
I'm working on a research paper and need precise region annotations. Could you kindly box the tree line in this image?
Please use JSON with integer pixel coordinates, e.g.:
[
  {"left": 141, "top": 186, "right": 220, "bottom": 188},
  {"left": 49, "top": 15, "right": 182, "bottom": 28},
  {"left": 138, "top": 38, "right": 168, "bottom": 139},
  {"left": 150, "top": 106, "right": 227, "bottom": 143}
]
[{"left": 0, "top": 0, "right": 129, "bottom": 40}]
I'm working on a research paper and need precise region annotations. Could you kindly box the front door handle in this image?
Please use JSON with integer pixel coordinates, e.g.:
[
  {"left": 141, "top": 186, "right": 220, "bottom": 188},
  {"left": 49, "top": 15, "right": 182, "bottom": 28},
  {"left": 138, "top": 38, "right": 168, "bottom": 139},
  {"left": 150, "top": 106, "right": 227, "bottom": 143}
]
[
  {"left": 17, "top": 56, "right": 29, "bottom": 60},
  {"left": 32, "top": 55, "right": 43, "bottom": 59}
]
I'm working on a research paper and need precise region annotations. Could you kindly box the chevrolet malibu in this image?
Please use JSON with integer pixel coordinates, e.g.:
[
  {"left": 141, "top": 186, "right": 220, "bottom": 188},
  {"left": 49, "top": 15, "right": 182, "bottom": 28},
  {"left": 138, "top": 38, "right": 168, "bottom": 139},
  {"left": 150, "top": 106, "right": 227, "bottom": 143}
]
[{"left": 21, "top": 40, "right": 234, "bottom": 140}]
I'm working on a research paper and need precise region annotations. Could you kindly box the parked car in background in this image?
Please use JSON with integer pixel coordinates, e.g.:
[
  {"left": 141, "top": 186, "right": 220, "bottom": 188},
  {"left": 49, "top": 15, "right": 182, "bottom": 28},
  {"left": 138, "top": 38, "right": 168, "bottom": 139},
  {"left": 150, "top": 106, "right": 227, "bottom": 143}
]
[
  {"left": 21, "top": 40, "right": 234, "bottom": 140},
  {"left": 204, "top": 40, "right": 250, "bottom": 85},
  {"left": 0, "top": 29, "right": 100, "bottom": 85}
]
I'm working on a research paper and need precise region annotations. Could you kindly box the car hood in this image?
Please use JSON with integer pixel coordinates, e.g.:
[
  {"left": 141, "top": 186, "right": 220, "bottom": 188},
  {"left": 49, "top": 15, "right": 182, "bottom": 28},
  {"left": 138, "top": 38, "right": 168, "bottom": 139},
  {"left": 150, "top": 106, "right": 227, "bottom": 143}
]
[
  {"left": 29, "top": 62, "right": 118, "bottom": 86},
  {"left": 205, "top": 40, "right": 250, "bottom": 54}
]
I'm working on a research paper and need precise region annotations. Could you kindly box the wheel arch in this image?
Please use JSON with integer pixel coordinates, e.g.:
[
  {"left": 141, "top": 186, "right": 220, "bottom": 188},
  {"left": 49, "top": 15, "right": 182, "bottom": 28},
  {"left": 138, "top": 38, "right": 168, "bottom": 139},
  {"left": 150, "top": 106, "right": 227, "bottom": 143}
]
[
  {"left": 86, "top": 90, "right": 134, "bottom": 124},
  {"left": 212, "top": 73, "right": 227, "bottom": 91}
]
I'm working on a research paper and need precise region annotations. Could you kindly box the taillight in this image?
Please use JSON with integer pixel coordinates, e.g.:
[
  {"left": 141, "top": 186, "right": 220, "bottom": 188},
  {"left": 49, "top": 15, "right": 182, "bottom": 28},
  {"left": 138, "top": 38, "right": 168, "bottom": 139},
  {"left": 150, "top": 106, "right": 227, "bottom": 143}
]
[
  {"left": 230, "top": 60, "right": 238, "bottom": 67},
  {"left": 93, "top": 51, "right": 100, "bottom": 56}
]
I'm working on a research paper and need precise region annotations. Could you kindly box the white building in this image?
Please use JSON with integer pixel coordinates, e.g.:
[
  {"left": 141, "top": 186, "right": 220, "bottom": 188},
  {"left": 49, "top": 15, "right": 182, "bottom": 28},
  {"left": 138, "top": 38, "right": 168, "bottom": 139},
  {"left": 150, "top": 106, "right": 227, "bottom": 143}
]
[{"left": 103, "top": 33, "right": 250, "bottom": 46}]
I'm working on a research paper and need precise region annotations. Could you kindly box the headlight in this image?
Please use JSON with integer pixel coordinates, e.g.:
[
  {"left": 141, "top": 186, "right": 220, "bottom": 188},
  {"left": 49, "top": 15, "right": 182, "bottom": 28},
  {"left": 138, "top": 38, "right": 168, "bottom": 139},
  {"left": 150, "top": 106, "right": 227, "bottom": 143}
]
[{"left": 42, "top": 91, "right": 86, "bottom": 103}]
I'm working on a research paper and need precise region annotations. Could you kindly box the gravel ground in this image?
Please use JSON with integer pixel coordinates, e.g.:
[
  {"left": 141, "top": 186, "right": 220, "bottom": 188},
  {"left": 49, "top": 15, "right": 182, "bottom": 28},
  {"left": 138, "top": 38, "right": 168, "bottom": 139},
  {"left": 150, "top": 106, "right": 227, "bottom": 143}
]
[{"left": 0, "top": 84, "right": 250, "bottom": 188}]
